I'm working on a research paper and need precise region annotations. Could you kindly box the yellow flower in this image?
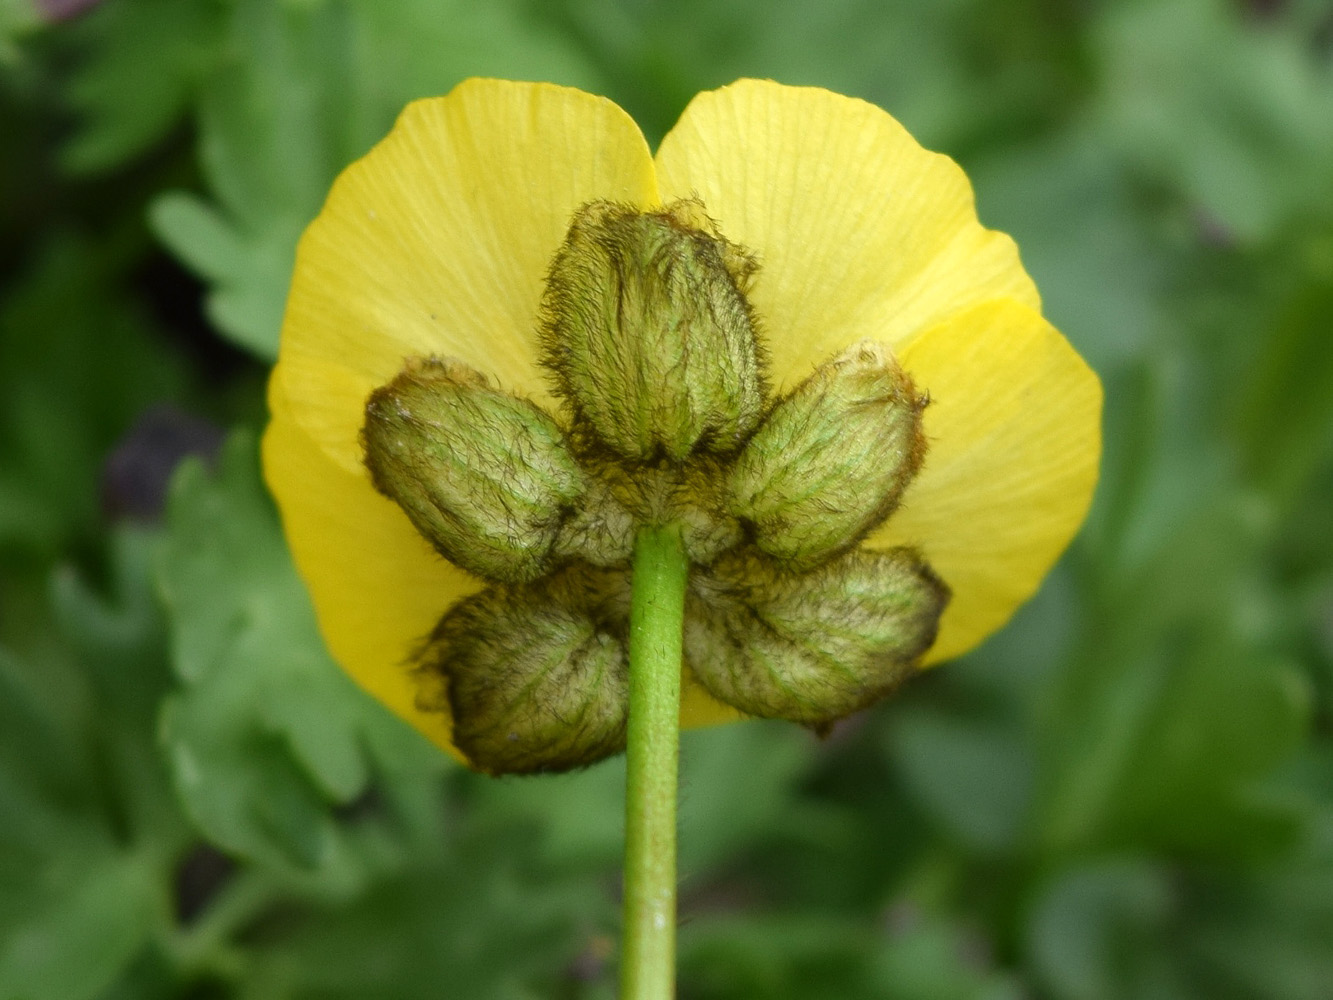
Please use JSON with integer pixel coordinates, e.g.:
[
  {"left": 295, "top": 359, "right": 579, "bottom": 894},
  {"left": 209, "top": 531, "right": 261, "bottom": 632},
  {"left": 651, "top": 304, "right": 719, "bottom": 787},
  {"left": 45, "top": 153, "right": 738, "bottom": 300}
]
[{"left": 263, "top": 78, "right": 1101, "bottom": 759}]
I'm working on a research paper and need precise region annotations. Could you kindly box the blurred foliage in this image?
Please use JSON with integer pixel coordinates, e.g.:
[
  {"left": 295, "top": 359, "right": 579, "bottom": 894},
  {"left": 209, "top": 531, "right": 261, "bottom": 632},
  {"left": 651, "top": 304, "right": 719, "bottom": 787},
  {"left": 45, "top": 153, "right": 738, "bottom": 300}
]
[{"left": 2, "top": 0, "right": 1333, "bottom": 997}]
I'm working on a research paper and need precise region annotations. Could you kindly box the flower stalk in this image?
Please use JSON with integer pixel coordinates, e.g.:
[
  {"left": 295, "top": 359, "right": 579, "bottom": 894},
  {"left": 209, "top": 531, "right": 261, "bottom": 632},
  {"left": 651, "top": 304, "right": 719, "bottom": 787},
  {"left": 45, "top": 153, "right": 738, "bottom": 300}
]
[{"left": 621, "top": 523, "right": 688, "bottom": 1000}]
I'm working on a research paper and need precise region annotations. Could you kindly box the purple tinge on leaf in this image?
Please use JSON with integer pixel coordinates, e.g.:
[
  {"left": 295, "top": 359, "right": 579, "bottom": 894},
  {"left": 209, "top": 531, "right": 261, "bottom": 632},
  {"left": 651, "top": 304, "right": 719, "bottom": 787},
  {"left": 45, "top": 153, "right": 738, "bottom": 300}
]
[{"left": 37, "top": 0, "right": 106, "bottom": 23}]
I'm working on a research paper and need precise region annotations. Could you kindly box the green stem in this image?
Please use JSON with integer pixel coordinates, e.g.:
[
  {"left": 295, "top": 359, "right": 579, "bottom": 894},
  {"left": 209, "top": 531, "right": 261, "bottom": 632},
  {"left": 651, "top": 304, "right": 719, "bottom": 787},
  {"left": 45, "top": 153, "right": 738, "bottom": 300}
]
[
  {"left": 621, "top": 523, "right": 688, "bottom": 999},
  {"left": 168, "top": 869, "right": 278, "bottom": 981}
]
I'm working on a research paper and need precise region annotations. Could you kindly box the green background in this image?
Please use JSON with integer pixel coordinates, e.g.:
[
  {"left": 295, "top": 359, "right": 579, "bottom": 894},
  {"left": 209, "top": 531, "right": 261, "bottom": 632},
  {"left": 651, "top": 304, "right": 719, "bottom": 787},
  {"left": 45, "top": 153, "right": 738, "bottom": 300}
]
[{"left": 3, "top": 0, "right": 1332, "bottom": 997}]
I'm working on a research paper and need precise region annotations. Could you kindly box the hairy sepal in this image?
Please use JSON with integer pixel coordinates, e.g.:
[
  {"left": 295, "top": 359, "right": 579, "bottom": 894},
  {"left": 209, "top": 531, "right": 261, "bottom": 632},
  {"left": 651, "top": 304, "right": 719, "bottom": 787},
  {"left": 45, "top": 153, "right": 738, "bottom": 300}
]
[
  {"left": 684, "top": 546, "right": 948, "bottom": 730},
  {"left": 417, "top": 565, "right": 633, "bottom": 775},
  {"left": 728, "top": 341, "right": 926, "bottom": 570},
  {"left": 541, "top": 199, "right": 767, "bottom": 462},
  {"left": 362, "top": 357, "right": 585, "bottom": 583}
]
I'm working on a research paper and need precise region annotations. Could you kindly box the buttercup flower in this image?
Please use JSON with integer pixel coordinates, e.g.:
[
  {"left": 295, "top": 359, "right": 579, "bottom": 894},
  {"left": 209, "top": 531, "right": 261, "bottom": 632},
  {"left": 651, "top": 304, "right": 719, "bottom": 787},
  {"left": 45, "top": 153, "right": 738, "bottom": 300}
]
[{"left": 264, "top": 78, "right": 1101, "bottom": 770}]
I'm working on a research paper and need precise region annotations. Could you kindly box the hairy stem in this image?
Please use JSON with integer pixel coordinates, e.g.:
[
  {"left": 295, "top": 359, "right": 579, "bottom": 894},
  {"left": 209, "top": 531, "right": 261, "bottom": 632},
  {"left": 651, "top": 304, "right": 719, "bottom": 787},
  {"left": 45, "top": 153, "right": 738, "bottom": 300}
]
[{"left": 621, "top": 523, "right": 688, "bottom": 999}]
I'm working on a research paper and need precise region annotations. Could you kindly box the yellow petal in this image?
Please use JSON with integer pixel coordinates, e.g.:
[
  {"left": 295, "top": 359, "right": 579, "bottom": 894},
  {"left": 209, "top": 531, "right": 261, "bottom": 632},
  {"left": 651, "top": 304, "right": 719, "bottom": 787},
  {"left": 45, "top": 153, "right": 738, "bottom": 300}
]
[
  {"left": 680, "top": 673, "right": 746, "bottom": 729},
  {"left": 872, "top": 299, "right": 1102, "bottom": 664},
  {"left": 654, "top": 79, "right": 1040, "bottom": 387},
  {"left": 277, "top": 78, "right": 659, "bottom": 475},
  {"left": 263, "top": 372, "right": 478, "bottom": 758}
]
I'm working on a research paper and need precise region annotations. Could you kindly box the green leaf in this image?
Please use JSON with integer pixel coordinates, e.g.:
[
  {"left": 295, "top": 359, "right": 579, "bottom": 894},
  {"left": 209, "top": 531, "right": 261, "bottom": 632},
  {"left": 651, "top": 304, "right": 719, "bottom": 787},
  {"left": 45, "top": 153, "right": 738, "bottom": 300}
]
[
  {"left": 157, "top": 430, "right": 445, "bottom": 876},
  {"left": 679, "top": 912, "right": 875, "bottom": 1000},
  {"left": 1028, "top": 833, "right": 1333, "bottom": 1000},
  {"left": 0, "top": 0, "right": 40, "bottom": 66},
  {"left": 1189, "top": 751, "right": 1333, "bottom": 1000},
  {"left": 237, "top": 825, "right": 609, "bottom": 1000},
  {"left": 888, "top": 708, "right": 1033, "bottom": 854},
  {"left": 0, "top": 529, "right": 186, "bottom": 1000},
  {"left": 0, "top": 237, "right": 187, "bottom": 564},
  {"left": 465, "top": 720, "right": 832, "bottom": 874},
  {"left": 865, "top": 911, "right": 1024, "bottom": 1000},
  {"left": 1194, "top": 866, "right": 1333, "bottom": 1000},
  {"left": 58, "top": 0, "right": 226, "bottom": 172},
  {"left": 677, "top": 722, "right": 841, "bottom": 875},
  {"left": 464, "top": 755, "right": 627, "bottom": 868},
  {"left": 546, "top": 0, "right": 1085, "bottom": 152},
  {"left": 1026, "top": 860, "right": 1181, "bottom": 1000},
  {"left": 1236, "top": 245, "right": 1333, "bottom": 505},
  {"left": 1035, "top": 355, "right": 1313, "bottom": 860},
  {"left": 1094, "top": 0, "right": 1333, "bottom": 243},
  {"left": 152, "top": 0, "right": 601, "bottom": 359},
  {"left": 0, "top": 845, "right": 163, "bottom": 1000},
  {"left": 1038, "top": 616, "right": 1311, "bottom": 860},
  {"left": 679, "top": 909, "right": 1018, "bottom": 1000}
]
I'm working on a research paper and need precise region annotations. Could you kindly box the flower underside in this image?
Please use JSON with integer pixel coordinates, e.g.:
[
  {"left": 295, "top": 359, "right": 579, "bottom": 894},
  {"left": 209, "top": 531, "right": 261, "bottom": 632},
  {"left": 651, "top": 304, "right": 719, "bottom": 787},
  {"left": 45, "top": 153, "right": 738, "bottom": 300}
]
[{"left": 361, "top": 199, "right": 949, "bottom": 775}]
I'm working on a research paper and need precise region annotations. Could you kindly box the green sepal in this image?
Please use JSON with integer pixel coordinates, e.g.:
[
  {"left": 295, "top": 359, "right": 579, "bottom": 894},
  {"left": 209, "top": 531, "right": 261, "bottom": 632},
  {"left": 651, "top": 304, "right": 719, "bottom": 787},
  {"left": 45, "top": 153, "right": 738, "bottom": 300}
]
[
  {"left": 728, "top": 341, "right": 926, "bottom": 569},
  {"left": 541, "top": 200, "right": 767, "bottom": 462},
  {"left": 417, "top": 565, "right": 633, "bottom": 775},
  {"left": 684, "top": 546, "right": 949, "bottom": 729},
  {"left": 362, "top": 357, "right": 585, "bottom": 583}
]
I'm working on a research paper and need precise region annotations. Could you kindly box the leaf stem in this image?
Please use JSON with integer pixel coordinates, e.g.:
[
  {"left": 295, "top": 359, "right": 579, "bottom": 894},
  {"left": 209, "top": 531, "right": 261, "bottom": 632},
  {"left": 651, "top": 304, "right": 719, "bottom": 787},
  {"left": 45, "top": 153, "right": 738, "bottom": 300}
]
[{"left": 621, "top": 523, "right": 688, "bottom": 999}]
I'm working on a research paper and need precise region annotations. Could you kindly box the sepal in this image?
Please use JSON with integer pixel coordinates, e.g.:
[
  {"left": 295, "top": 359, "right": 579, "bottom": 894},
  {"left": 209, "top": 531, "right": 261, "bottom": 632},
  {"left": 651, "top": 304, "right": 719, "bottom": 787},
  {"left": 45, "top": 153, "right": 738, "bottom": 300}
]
[
  {"left": 362, "top": 357, "right": 584, "bottom": 583},
  {"left": 728, "top": 341, "right": 926, "bottom": 569},
  {"left": 417, "top": 565, "right": 632, "bottom": 774},
  {"left": 541, "top": 200, "right": 767, "bottom": 461},
  {"left": 684, "top": 546, "right": 948, "bottom": 729}
]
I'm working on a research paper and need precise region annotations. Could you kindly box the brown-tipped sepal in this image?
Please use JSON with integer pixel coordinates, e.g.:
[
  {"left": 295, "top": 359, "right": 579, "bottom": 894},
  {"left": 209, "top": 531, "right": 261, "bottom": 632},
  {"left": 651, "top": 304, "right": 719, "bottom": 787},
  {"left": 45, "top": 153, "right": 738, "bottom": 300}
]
[
  {"left": 684, "top": 547, "right": 948, "bottom": 729},
  {"left": 418, "top": 566, "right": 632, "bottom": 774},
  {"left": 362, "top": 357, "right": 585, "bottom": 583},
  {"left": 728, "top": 341, "right": 927, "bottom": 570},
  {"left": 541, "top": 199, "right": 767, "bottom": 462}
]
